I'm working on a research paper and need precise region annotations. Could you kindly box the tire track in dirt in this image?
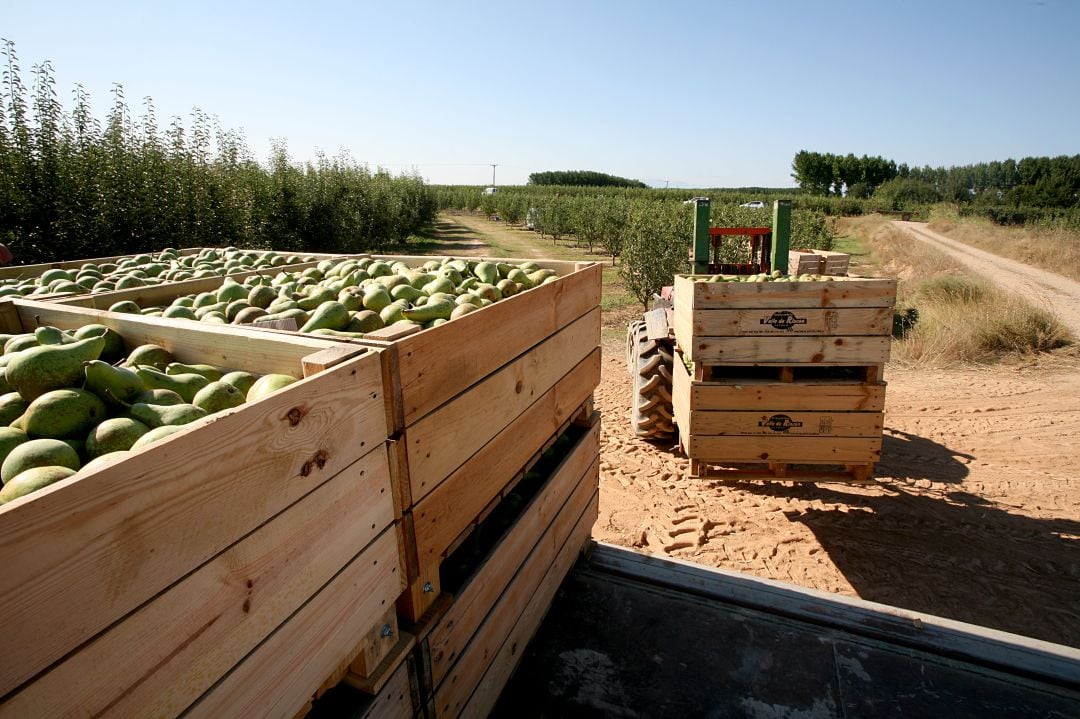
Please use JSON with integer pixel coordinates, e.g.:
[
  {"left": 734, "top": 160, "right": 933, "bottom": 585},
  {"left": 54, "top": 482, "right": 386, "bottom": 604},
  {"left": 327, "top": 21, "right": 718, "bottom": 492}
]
[{"left": 894, "top": 220, "right": 1080, "bottom": 337}]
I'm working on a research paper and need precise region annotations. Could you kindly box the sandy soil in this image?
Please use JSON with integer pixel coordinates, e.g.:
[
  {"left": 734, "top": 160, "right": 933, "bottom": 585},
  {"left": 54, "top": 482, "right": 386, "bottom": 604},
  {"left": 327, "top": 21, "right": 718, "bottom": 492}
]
[{"left": 432, "top": 214, "right": 1080, "bottom": 648}]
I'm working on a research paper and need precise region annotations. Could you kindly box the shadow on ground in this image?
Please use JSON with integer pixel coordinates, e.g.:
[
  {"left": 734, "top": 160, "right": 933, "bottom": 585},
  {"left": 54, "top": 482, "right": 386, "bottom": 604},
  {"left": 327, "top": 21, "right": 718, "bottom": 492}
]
[
  {"left": 877, "top": 427, "right": 974, "bottom": 483},
  {"left": 732, "top": 480, "right": 1080, "bottom": 647}
]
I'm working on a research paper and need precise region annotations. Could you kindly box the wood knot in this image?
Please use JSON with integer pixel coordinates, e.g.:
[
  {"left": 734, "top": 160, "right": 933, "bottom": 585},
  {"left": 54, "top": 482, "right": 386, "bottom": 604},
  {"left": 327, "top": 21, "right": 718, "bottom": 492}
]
[
  {"left": 811, "top": 353, "right": 824, "bottom": 363},
  {"left": 833, "top": 338, "right": 843, "bottom": 346},
  {"left": 300, "top": 450, "right": 330, "bottom": 477},
  {"left": 515, "top": 380, "right": 524, "bottom": 394},
  {"left": 284, "top": 406, "right": 309, "bottom": 426},
  {"left": 242, "top": 599, "right": 251, "bottom": 613}
]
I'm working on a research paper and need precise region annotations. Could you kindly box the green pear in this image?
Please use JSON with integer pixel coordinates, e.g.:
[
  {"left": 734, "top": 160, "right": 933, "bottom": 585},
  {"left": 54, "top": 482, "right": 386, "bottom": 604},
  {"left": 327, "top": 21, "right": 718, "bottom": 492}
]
[
  {"left": 134, "top": 388, "right": 185, "bottom": 406},
  {"left": 300, "top": 301, "right": 350, "bottom": 333},
  {"left": 0, "top": 466, "right": 77, "bottom": 504},
  {"left": 347, "top": 310, "right": 384, "bottom": 333},
  {"left": 84, "top": 360, "right": 145, "bottom": 406},
  {"left": 129, "top": 402, "right": 207, "bottom": 428},
  {"left": 134, "top": 366, "right": 209, "bottom": 402},
  {"left": 85, "top": 417, "right": 151, "bottom": 457},
  {"left": 192, "top": 381, "right": 246, "bottom": 413},
  {"left": 247, "top": 284, "right": 278, "bottom": 309},
  {"left": 233, "top": 307, "right": 268, "bottom": 324},
  {"left": 24, "top": 388, "right": 108, "bottom": 439},
  {"left": 0, "top": 426, "right": 28, "bottom": 467},
  {"left": 5, "top": 335, "right": 105, "bottom": 401},
  {"left": 246, "top": 374, "right": 299, "bottom": 402},
  {"left": 130, "top": 424, "right": 186, "bottom": 450},
  {"left": 72, "top": 325, "right": 126, "bottom": 363},
  {"left": 124, "top": 344, "right": 173, "bottom": 371},
  {"left": 5, "top": 334, "right": 39, "bottom": 354},
  {"left": 220, "top": 371, "right": 258, "bottom": 396},
  {"left": 108, "top": 300, "right": 142, "bottom": 314},
  {"left": 161, "top": 305, "right": 197, "bottom": 320},
  {"left": 216, "top": 280, "right": 248, "bottom": 303},
  {"left": 0, "top": 392, "right": 29, "bottom": 426},
  {"left": 166, "top": 362, "right": 222, "bottom": 382},
  {"left": 34, "top": 326, "right": 75, "bottom": 345},
  {"left": 1, "top": 438, "right": 80, "bottom": 482}
]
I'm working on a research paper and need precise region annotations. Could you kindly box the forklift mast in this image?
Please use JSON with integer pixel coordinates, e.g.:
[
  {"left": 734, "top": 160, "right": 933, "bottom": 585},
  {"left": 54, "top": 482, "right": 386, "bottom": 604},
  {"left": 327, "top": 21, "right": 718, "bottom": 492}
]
[{"left": 690, "top": 198, "right": 791, "bottom": 275}]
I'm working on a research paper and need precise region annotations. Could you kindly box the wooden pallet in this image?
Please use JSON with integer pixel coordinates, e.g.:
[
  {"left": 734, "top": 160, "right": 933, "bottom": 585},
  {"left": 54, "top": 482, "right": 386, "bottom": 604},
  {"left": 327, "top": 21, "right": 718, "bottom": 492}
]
[{"left": 0, "top": 300, "right": 400, "bottom": 718}]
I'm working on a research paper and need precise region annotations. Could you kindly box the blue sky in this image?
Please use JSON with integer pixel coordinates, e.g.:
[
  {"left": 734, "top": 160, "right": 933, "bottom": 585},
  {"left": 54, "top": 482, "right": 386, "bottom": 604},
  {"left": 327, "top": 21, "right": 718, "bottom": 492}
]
[{"left": 2, "top": 0, "right": 1077, "bottom": 187}]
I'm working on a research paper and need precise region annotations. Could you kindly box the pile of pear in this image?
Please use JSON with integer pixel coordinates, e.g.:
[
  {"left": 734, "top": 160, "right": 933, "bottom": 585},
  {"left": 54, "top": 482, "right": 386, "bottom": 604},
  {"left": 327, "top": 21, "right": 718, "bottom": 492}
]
[
  {"left": 107, "top": 256, "right": 561, "bottom": 337},
  {"left": 0, "top": 246, "right": 319, "bottom": 299},
  {"left": 0, "top": 325, "right": 298, "bottom": 505}
]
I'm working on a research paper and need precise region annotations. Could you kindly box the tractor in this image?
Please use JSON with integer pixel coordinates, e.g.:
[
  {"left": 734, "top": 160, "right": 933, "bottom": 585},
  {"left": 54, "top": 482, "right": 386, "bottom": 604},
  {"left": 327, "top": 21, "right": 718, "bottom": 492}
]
[{"left": 626, "top": 198, "right": 792, "bottom": 440}]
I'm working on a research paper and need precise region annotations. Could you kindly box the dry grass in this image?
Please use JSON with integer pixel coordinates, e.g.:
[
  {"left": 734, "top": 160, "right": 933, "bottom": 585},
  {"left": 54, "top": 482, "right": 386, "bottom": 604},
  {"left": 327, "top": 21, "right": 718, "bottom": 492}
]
[
  {"left": 927, "top": 213, "right": 1080, "bottom": 282},
  {"left": 838, "top": 217, "right": 1073, "bottom": 367}
]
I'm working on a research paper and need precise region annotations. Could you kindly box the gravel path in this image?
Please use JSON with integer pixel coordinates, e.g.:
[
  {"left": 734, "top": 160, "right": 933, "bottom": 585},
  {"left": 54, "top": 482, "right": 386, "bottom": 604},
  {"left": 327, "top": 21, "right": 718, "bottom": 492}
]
[{"left": 894, "top": 220, "right": 1080, "bottom": 337}]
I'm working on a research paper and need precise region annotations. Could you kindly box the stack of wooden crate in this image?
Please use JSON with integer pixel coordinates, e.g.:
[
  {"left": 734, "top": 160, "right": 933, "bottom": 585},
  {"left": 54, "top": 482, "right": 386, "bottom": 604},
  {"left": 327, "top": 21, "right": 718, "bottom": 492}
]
[
  {"left": 787, "top": 250, "right": 823, "bottom": 276},
  {"left": 0, "top": 300, "right": 400, "bottom": 718},
  {"left": 812, "top": 249, "right": 851, "bottom": 275},
  {"left": 671, "top": 275, "right": 896, "bottom": 482},
  {"left": 9, "top": 251, "right": 604, "bottom": 717}
]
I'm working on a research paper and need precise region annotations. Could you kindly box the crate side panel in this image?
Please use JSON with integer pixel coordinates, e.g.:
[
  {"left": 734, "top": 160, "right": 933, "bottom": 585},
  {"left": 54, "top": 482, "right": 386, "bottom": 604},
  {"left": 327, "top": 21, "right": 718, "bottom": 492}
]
[
  {"left": 405, "top": 308, "right": 599, "bottom": 502},
  {"left": 391, "top": 263, "right": 601, "bottom": 426},
  {"left": 410, "top": 350, "right": 600, "bottom": 571},
  {"left": 0, "top": 352, "right": 386, "bottom": 695},
  {"left": 5, "top": 447, "right": 394, "bottom": 717},
  {"left": 185, "top": 528, "right": 404, "bottom": 718}
]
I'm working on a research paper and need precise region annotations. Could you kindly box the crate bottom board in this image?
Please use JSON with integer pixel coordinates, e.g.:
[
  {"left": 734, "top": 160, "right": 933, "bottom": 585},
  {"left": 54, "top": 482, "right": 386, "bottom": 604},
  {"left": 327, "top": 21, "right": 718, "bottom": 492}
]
[
  {"left": 689, "top": 460, "right": 876, "bottom": 483},
  {"left": 680, "top": 435, "right": 881, "bottom": 464}
]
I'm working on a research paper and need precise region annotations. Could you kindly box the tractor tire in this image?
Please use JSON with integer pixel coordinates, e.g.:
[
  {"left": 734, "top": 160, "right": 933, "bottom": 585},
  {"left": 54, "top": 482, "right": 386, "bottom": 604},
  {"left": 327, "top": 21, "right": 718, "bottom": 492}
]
[{"left": 627, "top": 320, "right": 674, "bottom": 441}]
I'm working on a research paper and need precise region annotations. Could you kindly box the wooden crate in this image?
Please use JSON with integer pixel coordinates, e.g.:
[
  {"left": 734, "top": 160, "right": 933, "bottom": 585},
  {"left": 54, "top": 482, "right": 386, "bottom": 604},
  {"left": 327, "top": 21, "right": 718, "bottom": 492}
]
[
  {"left": 672, "top": 274, "right": 896, "bottom": 364},
  {"left": 414, "top": 413, "right": 600, "bottom": 718},
  {"left": 788, "top": 250, "right": 823, "bottom": 275},
  {"left": 0, "top": 300, "right": 401, "bottom": 718},
  {"left": 812, "top": 249, "right": 851, "bottom": 275},
  {"left": 0, "top": 247, "right": 205, "bottom": 282}
]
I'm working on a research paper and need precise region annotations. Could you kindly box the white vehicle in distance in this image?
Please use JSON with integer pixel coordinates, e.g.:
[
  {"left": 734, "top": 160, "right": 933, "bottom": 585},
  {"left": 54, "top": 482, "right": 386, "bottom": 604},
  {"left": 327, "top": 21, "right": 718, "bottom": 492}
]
[{"left": 739, "top": 200, "right": 766, "bottom": 209}]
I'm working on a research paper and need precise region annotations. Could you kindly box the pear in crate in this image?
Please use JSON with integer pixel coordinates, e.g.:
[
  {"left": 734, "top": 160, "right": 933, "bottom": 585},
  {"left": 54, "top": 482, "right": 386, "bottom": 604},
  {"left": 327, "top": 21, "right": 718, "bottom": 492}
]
[
  {"left": 0, "top": 466, "right": 76, "bottom": 504},
  {"left": 6, "top": 336, "right": 106, "bottom": 401},
  {"left": 1, "top": 438, "right": 80, "bottom": 482}
]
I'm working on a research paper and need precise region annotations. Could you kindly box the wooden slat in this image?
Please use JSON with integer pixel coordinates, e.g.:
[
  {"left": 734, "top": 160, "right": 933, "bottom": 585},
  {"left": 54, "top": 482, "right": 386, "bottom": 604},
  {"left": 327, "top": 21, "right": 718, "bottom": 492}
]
[
  {"left": 689, "top": 380, "right": 886, "bottom": 413},
  {"left": 683, "top": 435, "right": 881, "bottom": 463},
  {"left": 404, "top": 308, "right": 600, "bottom": 502},
  {"left": 682, "top": 335, "right": 891, "bottom": 365},
  {"left": 6, "top": 299, "right": 339, "bottom": 376},
  {"left": 685, "top": 410, "right": 883, "bottom": 438},
  {"left": 0, "top": 351, "right": 387, "bottom": 696},
  {"left": 427, "top": 421, "right": 600, "bottom": 685},
  {"left": 374, "top": 263, "right": 601, "bottom": 429},
  {"left": 185, "top": 527, "right": 404, "bottom": 718},
  {"left": 51, "top": 261, "right": 321, "bottom": 308},
  {"left": 353, "top": 659, "right": 416, "bottom": 719},
  {"left": 674, "top": 275, "right": 897, "bottom": 310},
  {"left": 678, "top": 306, "right": 893, "bottom": 337},
  {"left": 3, "top": 448, "right": 394, "bottom": 717},
  {"left": 411, "top": 350, "right": 600, "bottom": 578},
  {"left": 448, "top": 491, "right": 599, "bottom": 719}
]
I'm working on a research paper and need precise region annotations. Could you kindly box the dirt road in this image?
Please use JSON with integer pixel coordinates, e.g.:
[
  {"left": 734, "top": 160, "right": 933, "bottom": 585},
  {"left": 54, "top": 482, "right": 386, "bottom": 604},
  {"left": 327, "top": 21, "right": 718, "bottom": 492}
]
[{"left": 895, "top": 220, "right": 1080, "bottom": 336}]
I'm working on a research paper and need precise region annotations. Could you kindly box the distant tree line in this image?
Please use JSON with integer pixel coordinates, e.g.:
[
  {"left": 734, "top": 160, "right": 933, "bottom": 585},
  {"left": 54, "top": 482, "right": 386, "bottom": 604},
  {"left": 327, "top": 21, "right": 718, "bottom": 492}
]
[
  {"left": 792, "top": 149, "right": 1080, "bottom": 209},
  {"left": 527, "top": 170, "right": 648, "bottom": 189},
  {"left": 0, "top": 40, "right": 437, "bottom": 264}
]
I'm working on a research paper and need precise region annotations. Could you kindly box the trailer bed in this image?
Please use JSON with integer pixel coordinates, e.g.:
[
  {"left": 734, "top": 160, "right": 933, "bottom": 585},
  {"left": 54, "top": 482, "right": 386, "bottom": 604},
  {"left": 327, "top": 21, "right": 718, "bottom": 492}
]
[{"left": 493, "top": 543, "right": 1080, "bottom": 718}]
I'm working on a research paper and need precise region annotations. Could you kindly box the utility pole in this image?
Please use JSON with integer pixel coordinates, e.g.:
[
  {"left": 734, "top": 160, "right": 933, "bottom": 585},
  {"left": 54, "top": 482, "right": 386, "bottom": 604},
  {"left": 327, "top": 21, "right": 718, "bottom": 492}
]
[{"left": 490, "top": 163, "right": 497, "bottom": 188}]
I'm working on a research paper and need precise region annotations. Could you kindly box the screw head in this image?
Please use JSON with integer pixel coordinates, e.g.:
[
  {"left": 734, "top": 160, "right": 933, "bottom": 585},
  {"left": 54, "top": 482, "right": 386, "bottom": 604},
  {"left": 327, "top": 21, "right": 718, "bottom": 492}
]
[
  {"left": 422, "top": 581, "right": 435, "bottom": 593},
  {"left": 381, "top": 623, "right": 393, "bottom": 638}
]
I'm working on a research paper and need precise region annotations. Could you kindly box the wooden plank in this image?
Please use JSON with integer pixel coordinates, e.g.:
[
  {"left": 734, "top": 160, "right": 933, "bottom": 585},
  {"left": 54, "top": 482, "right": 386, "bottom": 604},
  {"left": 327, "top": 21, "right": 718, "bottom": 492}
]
[
  {"left": 345, "top": 631, "right": 417, "bottom": 695},
  {"left": 302, "top": 345, "right": 373, "bottom": 376},
  {"left": 347, "top": 608, "right": 401, "bottom": 680},
  {"left": 674, "top": 274, "right": 896, "bottom": 310},
  {"left": 449, "top": 491, "right": 599, "bottom": 719},
  {"left": 683, "top": 335, "right": 891, "bottom": 365},
  {"left": 691, "top": 464, "right": 876, "bottom": 483},
  {"left": 643, "top": 307, "right": 668, "bottom": 341},
  {"left": 587, "top": 542, "right": 1080, "bottom": 688},
  {"left": 0, "top": 351, "right": 387, "bottom": 696},
  {"left": 51, "top": 261, "right": 321, "bottom": 308},
  {"left": 3, "top": 448, "right": 395, "bottom": 717},
  {"left": 683, "top": 435, "right": 881, "bottom": 463},
  {"left": 8, "top": 299, "right": 338, "bottom": 376},
  {"left": 427, "top": 422, "right": 600, "bottom": 685},
  {"left": 679, "top": 306, "right": 893, "bottom": 337},
  {"left": 411, "top": 350, "right": 601, "bottom": 579},
  {"left": 684, "top": 410, "right": 883, "bottom": 438},
  {"left": 380, "top": 263, "right": 601, "bottom": 427},
  {"left": 360, "top": 659, "right": 416, "bottom": 719},
  {"left": 404, "top": 308, "right": 599, "bottom": 502},
  {"left": 683, "top": 376, "right": 886, "bottom": 415},
  {"left": 185, "top": 527, "right": 404, "bottom": 718}
]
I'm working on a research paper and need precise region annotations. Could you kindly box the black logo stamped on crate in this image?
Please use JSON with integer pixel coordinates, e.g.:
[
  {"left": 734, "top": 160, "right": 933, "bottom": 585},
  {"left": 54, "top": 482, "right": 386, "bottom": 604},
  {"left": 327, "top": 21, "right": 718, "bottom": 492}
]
[
  {"left": 759, "top": 414, "right": 804, "bottom": 433},
  {"left": 760, "top": 311, "right": 808, "bottom": 331}
]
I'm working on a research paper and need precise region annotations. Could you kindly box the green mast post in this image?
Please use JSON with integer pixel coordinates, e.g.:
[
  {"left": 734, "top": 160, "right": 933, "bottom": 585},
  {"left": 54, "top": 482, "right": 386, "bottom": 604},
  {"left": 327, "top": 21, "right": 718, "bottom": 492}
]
[{"left": 770, "top": 199, "right": 791, "bottom": 274}]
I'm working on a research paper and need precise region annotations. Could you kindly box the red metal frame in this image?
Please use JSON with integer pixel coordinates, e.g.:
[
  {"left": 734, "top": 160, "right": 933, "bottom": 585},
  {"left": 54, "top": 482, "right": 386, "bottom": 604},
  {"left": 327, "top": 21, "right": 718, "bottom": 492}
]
[{"left": 707, "top": 227, "right": 773, "bottom": 275}]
